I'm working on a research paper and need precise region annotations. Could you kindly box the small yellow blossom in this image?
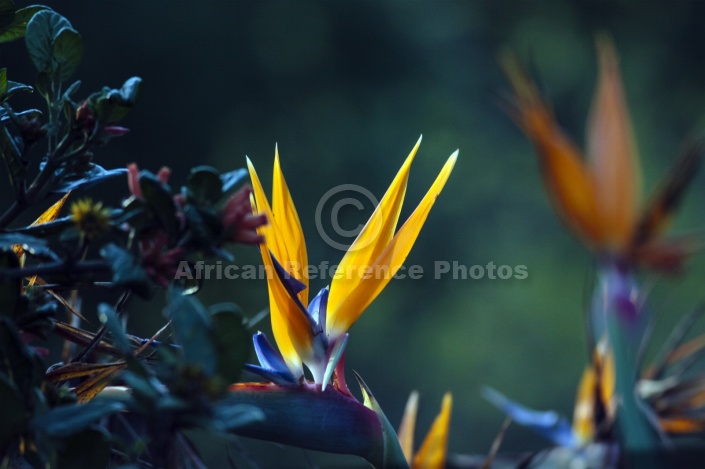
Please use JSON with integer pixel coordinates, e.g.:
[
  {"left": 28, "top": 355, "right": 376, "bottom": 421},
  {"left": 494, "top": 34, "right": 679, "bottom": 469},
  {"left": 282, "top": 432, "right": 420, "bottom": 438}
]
[{"left": 70, "top": 198, "right": 111, "bottom": 238}]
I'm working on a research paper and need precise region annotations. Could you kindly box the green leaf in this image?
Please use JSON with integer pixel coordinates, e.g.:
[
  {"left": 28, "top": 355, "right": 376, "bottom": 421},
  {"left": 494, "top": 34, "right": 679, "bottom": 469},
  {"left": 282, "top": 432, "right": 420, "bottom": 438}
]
[
  {"left": 139, "top": 171, "right": 179, "bottom": 241},
  {"left": 52, "top": 26, "right": 83, "bottom": 82},
  {"left": 211, "top": 401, "right": 264, "bottom": 432},
  {"left": 62, "top": 79, "right": 80, "bottom": 103},
  {"left": 100, "top": 243, "right": 152, "bottom": 298},
  {"left": 120, "top": 370, "right": 162, "bottom": 409},
  {"left": 228, "top": 383, "right": 386, "bottom": 465},
  {"left": 56, "top": 427, "right": 111, "bottom": 469},
  {"left": 25, "top": 10, "right": 72, "bottom": 73},
  {"left": 0, "top": 233, "right": 59, "bottom": 261},
  {"left": 4, "top": 80, "right": 33, "bottom": 101},
  {"left": 90, "top": 76, "right": 142, "bottom": 123},
  {"left": 117, "top": 76, "right": 141, "bottom": 104},
  {"left": 35, "top": 70, "right": 50, "bottom": 99},
  {"left": 97, "top": 303, "right": 131, "bottom": 356},
  {"left": 165, "top": 289, "right": 217, "bottom": 376},
  {"left": 0, "top": 373, "right": 26, "bottom": 448},
  {"left": 0, "top": 5, "right": 50, "bottom": 44},
  {"left": 210, "top": 305, "right": 249, "bottom": 383},
  {"left": 187, "top": 166, "right": 223, "bottom": 205},
  {"left": 33, "top": 400, "right": 125, "bottom": 437},
  {"left": 354, "top": 371, "right": 410, "bottom": 469},
  {"left": 49, "top": 164, "right": 128, "bottom": 193}
]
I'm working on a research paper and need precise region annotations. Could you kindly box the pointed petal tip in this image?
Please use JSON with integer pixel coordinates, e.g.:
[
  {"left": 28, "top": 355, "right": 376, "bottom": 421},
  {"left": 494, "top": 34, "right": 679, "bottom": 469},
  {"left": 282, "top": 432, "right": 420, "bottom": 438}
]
[
  {"left": 443, "top": 392, "right": 453, "bottom": 404},
  {"left": 448, "top": 150, "right": 459, "bottom": 165}
]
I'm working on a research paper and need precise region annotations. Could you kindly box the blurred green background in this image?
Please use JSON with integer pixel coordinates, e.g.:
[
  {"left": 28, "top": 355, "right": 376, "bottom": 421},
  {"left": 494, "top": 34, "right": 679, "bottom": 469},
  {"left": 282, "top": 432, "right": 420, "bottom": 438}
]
[{"left": 2, "top": 0, "right": 705, "bottom": 466}]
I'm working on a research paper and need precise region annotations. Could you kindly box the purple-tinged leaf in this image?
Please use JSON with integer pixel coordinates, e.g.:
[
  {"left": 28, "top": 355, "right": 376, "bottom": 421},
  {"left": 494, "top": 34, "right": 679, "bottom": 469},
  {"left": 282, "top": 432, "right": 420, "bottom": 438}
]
[{"left": 228, "top": 382, "right": 386, "bottom": 466}]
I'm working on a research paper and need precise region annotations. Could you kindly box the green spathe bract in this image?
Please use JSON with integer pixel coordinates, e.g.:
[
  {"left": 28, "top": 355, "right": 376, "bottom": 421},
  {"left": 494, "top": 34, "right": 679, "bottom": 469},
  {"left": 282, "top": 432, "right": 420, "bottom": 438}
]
[{"left": 229, "top": 382, "right": 390, "bottom": 467}]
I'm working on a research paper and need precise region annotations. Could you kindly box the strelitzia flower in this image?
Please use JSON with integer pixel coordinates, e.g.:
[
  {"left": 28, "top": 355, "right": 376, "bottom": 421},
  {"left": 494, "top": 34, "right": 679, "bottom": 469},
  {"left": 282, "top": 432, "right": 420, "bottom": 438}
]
[
  {"left": 398, "top": 391, "right": 453, "bottom": 469},
  {"left": 486, "top": 326, "right": 705, "bottom": 449},
  {"left": 502, "top": 38, "right": 702, "bottom": 272},
  {"left": 245, "top": 137, "right": 457, "bottom": 389}
]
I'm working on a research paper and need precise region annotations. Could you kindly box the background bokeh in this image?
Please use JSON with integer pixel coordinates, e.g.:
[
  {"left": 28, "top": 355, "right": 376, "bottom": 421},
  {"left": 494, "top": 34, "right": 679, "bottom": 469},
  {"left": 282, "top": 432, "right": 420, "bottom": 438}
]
[{"left": 2, "top": 0, "right": 704, "bottom": 466}]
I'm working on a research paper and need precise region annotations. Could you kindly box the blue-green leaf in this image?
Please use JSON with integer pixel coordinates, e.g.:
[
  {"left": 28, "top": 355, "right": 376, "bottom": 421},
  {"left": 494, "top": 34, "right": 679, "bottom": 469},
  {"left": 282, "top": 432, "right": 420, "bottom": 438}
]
[
  {"left": 100, "top": 243, "right": 152, "bottom": 298},
  {"left": 52, "top": 26, "right": 83, "bottom": 82},
  {"left": 210, "top": 305, "right": 249, "bottom": 383},
  {"left": 97, "top": 303, "right": 131, "bottom": 356},
  {"left": 25, "top": 10, "right": 71, "bottom": 73},
  {"left": 47, "top": 164, "right": 128, "bottom": 194},
  {"left": 187, "top": 166, "right": 223, "bottom": 205},
  {"left": 165, "top": 289, "right": 217, "bottom": 376},
  {"left": 0, "top": 5, "right": 50, "bottom": 44},
  {"left": 33, "top": 400, "right": 125, "bottom": 437}
]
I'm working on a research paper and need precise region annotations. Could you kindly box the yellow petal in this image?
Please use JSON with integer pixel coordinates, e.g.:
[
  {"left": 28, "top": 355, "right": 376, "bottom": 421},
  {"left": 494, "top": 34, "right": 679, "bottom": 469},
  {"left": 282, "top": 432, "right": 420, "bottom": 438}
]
[
  {"left": 247, "top": 158, "right": 290, "bottom": 265},
  {"left": 272, "top": 146, "right": 309, "bottom": 304},
  {"left": 34, "top": 192, "right": 71, "bottom": 225},
  {"left": 501, "top": 53, "right": 603, "bottom": 248},
  {"left": 259, "top": 240, "right": 314, "bottom": 373},
  {"left": 398, "top": 391, "right": 419, "bottom": 465},
  {"left": 593, "top": 338, "right": 616, "bottom": 426},
  {"left": 413, "top": 393, "right": 452, "bottom": 469},
  {"left": 327, "top": 137, "right": 421, "bottom": 321},
  {"left": 248, "top": 159, "right": 312, "bottom": 375},
  {"left": 572, "top": 365, "right": 597, "bottom": 444},
  {"left": 327, "top": 151, "right": 456, "bottom": 337},
  {"left": 13, "top": 192, "right": 71, "bottom": 263},
  {"left": 586, "top": 38, "right": 641, "bottom": 250}
]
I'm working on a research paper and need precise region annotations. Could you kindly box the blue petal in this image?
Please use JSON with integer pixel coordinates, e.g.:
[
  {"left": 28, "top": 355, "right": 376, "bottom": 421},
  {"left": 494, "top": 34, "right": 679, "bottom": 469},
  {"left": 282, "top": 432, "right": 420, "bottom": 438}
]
[
  {"left": 269, "top": 252, "right": 321, "bottom": 334},
  {"left": 482, "top": 387, "right": 577, "bottom": 448},
  {"left": 220, "top": 168, "right": 248, "bottom": 194},
  {"left": 251, "top": 332, "right": 298, "bottom": 384},
  {"left": 322, "top": 333, "right": 348, "bottom": 391},
  {"left": 270, "top": 252, "right": 307, "bottom": 296},
  {"left": 243, "top": 364, "right": 298, "bottom": 385},
  {"left": 309, "top": 287, "right": 329, "bottom": 331}
]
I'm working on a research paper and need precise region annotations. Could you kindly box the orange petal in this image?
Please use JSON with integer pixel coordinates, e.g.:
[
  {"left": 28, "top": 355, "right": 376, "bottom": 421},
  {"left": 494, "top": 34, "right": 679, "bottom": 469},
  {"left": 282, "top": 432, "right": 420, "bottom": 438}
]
[
  {"left": 248, "top": 159, "right": 311, "bottom": 376},
  {"left": 501, "top": 54, "right": 602, "bottom": 247},
  {"left": 586, "top": 38, "right": 641, "bottom": 250},
  {"left": 272, "top": 146, "right": 309, "bottom": 305},
  {"left": 34, "top": 192, "right": 71, "bottom": 225},
  {"left": 660, "top": 417, "right": 705, "bottom": 434},
  {"left": 632, "top": 138, "right": 703, "bottom": 249},
  {"left": 327, "top": 137, "right": 421, "bottom": 333},
  {"left": 327, "top": 151, "right": 456, "bottom": 337},
  {"left": 631, "top": 236, "right": 702, "bottom": 273},
  {"left": 13, "top": 192, "right": 71, "bottom": 263},
  {"left": 413, "top": 393, "right": 452, "bottom": 469}
]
